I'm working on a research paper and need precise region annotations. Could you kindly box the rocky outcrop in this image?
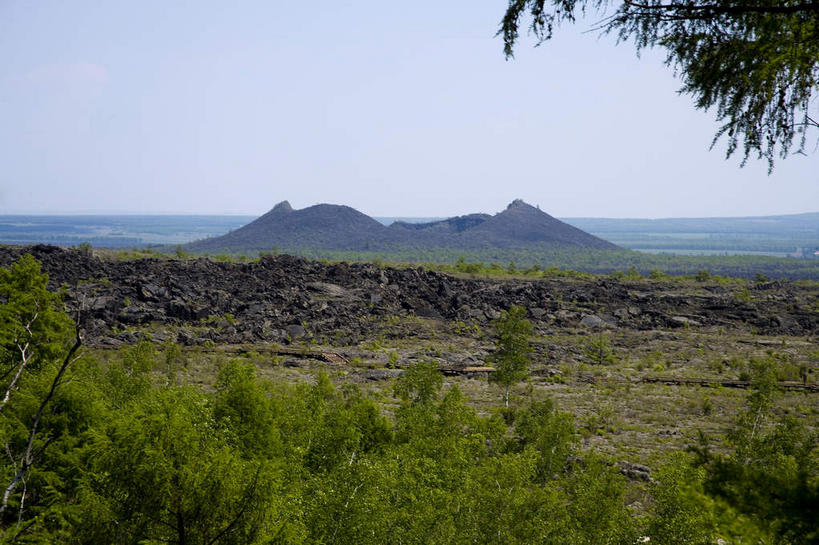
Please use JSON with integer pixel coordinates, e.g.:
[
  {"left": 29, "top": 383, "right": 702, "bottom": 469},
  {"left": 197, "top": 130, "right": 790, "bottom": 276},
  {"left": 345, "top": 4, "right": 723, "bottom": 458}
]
[{"left": 1, "top": 245, "right": 815, "bottom": 347}]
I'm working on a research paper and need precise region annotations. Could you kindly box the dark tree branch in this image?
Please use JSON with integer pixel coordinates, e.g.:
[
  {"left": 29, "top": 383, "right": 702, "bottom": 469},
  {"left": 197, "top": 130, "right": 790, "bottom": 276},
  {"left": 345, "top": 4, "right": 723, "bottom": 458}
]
[
  {"left": 622, "top": 0, "right": 819, "bottom": 15},
  {"left": 204, "top": 464, "right": 263, "bottom": 545}
]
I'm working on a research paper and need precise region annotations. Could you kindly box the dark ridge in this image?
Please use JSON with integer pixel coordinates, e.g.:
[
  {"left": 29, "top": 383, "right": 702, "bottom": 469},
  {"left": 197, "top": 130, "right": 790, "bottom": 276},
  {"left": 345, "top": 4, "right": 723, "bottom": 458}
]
[
  {"left": 389, "top": 214, "right": 491, "bottom": 234},
  {"left": 184, "top": 199, "right": 619, "bottom": 253},
  {"left": 461, "top": 200, "right": 618, "bottom": 250},
  {"left": 186, "top": 202, "right": 391, "bottom": 253}
]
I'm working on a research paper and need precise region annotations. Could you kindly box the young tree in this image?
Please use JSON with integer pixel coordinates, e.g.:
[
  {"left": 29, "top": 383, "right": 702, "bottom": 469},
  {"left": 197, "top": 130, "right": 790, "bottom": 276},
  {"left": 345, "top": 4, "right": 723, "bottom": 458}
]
[
  {"left": 692, "top": 358, "right": 818, "bottom": 544},
  {"left": 394, "top": 360, "right": 443, "bottom": 407},
  {"left": 0, "top": 254, "right": 73, "bottom": 412},
  {"left": 645, "top": 456, "right": 715, "bottom": 545},
  {"left": 488, "top": 305, "right": 533, "bottom": 407},
  {"left": 584, "top": 334, "right": 618, "bottom": 366},
  {"left": 0, "top": 255, "right": 82, "bottom": 522},
  {"left": 499, "top": 0, "right": 819, "bottom": 170},
  {"left": 514, "top": 398, "right": 576, "bottom": 482}
]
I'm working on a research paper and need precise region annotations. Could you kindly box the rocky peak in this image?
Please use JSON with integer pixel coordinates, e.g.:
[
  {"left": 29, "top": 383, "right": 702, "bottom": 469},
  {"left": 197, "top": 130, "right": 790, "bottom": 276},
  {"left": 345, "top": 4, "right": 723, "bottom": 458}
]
[
  {"left": 272, "top": 200, "right": 293, "bottom": 213},
  {"left": 504, "top": 199, "right": 543, "bottom": 213}
]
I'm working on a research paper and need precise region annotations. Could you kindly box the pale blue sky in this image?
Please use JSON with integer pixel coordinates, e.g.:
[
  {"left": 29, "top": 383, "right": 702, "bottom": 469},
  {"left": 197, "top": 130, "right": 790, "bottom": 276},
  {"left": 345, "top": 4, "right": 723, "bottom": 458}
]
[{"left": 1, "top": 1, "right": 817, "bottom": 218}]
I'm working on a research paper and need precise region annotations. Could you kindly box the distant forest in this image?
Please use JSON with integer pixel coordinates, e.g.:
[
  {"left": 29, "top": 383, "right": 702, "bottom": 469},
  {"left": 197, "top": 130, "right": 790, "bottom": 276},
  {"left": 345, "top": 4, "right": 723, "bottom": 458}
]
[{"left": 254, "top": 246, "right": 819, "bottom": 282}]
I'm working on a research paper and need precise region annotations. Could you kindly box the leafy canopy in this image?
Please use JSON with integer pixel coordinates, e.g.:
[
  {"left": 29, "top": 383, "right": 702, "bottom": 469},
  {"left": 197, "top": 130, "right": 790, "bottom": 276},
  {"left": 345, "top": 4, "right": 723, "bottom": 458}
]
[
  {"left": 0, "top": 254, "right": 72, "bottom": 373},
  {"left": 499, "top": 0, "right": 819, "bottom": 170},
  {"left": 489, "top": 305, "right": 533, "bottom": 406},
  {"left": 692, "top": 356, "right": 819, "bottom": 544}
]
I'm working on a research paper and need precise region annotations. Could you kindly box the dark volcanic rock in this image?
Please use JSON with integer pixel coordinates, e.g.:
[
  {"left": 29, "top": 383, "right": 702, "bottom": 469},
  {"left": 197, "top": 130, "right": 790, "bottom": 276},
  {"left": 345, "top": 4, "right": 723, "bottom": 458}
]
[
  {"left": 617, "top": 461, "right": 653, "bottom": 482},
  {"left": 0, "top": 245, "right": 816, "bottom": 346},
  {"left": 285, "top": 324, "right": 307, "bottom": 342}
]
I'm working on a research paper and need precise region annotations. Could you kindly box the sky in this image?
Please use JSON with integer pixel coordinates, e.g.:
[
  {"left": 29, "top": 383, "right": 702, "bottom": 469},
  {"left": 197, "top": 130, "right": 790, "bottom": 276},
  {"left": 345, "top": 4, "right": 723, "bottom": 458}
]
[{"left": 1, "top": 1, "right": 817, "bottom": 219}]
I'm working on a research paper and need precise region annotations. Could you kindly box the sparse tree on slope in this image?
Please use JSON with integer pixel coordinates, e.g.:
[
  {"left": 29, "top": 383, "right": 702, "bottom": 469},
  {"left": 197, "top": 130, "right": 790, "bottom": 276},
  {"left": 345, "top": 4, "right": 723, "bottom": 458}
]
[{"left": 489, "top": 305, "right": 533, "bottom": 407}]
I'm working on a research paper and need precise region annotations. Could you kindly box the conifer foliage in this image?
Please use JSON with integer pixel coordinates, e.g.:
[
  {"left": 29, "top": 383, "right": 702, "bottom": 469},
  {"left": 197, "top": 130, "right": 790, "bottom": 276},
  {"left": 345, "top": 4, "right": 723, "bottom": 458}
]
[{"left": 499, "top": 0, "right": 819, "bottom": 170}]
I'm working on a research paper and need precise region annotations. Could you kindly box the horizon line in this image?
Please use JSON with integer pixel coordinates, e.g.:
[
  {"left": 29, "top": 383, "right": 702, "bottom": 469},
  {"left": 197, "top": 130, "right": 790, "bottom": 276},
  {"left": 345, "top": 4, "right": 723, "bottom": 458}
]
[{"left": 1, "top": 208, "right": 818, "bottom": 221}]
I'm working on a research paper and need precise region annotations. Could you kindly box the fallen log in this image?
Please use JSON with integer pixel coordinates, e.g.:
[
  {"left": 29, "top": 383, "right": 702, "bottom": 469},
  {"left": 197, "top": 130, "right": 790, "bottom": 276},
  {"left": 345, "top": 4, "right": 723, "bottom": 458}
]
[{"left": 640, "top": 376, "right": 817, "bottom": 391}]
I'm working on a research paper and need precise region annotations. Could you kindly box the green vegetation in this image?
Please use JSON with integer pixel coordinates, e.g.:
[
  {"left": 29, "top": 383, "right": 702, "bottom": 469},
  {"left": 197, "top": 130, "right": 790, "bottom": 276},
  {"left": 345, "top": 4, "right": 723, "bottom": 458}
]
[
  {"left": 1, "top": 339, "right": 812, "bottom": 543},
  {"left": 213, "top": 246, "right": 819, "bottom": 281},
  {"left": 584, "top": 334, "right": 619, "bottom": 366},
  {"left": 1, "top": 255, "right": 816, "bottom": 543},
  {"left": 693, "top": 361, "right": 819, "bottom": 544},
  {"left": 0, "top": 255, "right": 81, "bottom": 519},
  {"left": 488, "top": 305, "right": 533, "bottom": 407}
]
